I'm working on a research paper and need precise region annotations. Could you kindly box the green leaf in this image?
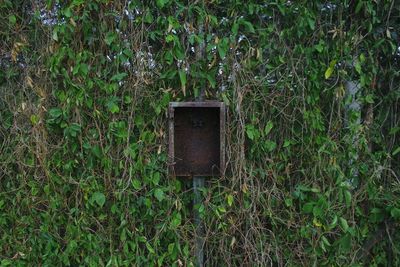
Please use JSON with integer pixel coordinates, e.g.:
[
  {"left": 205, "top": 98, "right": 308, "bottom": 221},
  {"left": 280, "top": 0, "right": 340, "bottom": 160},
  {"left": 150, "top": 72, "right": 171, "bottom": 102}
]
[
  {"left": 328, "top": 215, "right": 338, "bottom": 229},
  {"left": 370, "top": 208, "right": 384, "bottom": 223},
  {"left": 218, "top": 206, "right": 226, "bottom": 213},
  {"left": 392, "top": 146, "right": 400, "bottom": 156},
  {"left": 198, "top": 203, "right": 205, "bottom": 214},
  {"left": 132, "top": 179, "right": 142, "bottom": 190},
  {"left": 389, "top": 127, "right": 400, "bottom": 135},
  {"left": 63, "top": 8, "right": 72, "bottom": 18},
  {"left": 164, "top": 51, "right": 173, "bottom": 65},
  {"left": 321, "top": 235, "right": 331, "bottom": 246},
  {"left": 173, "top": 45, "right": 185, "bottom": 60},
  {"left": 146, "top": 242, "right": 155, "bottom": 254},
  {"left": 359, "top": 53, "right": 366, "bottom": 63},
  {"left": 154, "top": 188, "right": 164, "bottom": 202},
  {"left": 231, "top": 22, "right": 239, "bottom": 35},
  {"left": 152, "top": 172, "right": 160, "bottom": 185},
  {"left": 80, "top": 63, "right": 89, "bottom": 76},
  {"left": 313, "top": 206, "right": 323, "bottom": 217},
  {"left": 105, "top": 32, "right": 117, "bottom": 45},
  {"left": 156, "top": 0, "right": 169, "bottom": 8},
  {"left": 8, "top": 15, "right": 16, "bottom": 26},
  {"left": 110, "top": 72, "right": 128, "bottom": 82},
  {"left": 355, "top": 1, "right": 363, "bottom": 14},
  {"left": 106, "top": 98, "right": 120, "bottom": 114},
  {"left": 217, "top": 37, "right": 229, "bottom": 59},
  {"left": 120, "top": 228, "right": 126, "bottom": 242},
  {"left": 339, "top": 217, "right": 349, "bottom": 232},
  {"left": 355, "top": 61, "right": 362, "bottom": 74},
  {"left": 48, "top": 107, "right": 63, "bottom": 120},
  {"left": 307, "top": 18, "right": 315, "bottom": 30},
  {"left": 171, "top": 212, "right": 181, "bottom": 227},
  {"left": 1, "top": 259, "right": 13, "bottom": 266},
  {"left": 160, "top": 69, "right": 177, "bottom": 79},
  {"left": 246, "top": 125, "right": 256, "bottom": 140},
  {"left": 168, "top": 243, "right": 175, "bottom": 255},
  {"left": 303, "top": 202, "right": 314, "bottom": 213},
  {"left": 123, "top": 49, "right": 133, "bottom": 58},
  {"left": 365, "top": 94, "right": 374, "bottom": 104},
  {"left": 52, "top": 29, "right": 58, "bottom": 41},
  {"left": 264, "top": 121, "right": 274, "bottom": 135},
  {"left": 165, "top": 34, "right": 175, "bottom": 43},
  {"left": 264, "top": 140, "right": 277, "bottom": 152},
  {"left": 311, "top": 187, "right": 320, "bottom": 193},
  {"left": 144, "top": 10, "right": 154, "bottom": 23},
  {"left": 339, "top": 234, "right": 351, "bottom": 252},
  {"left": 222, "top": 93, "right": 230, "bottom": 106},
  {"left": 91, "top": 145, "right": 102, "bottom": 158},
  {"left": 390, "top": 207, "right": 400, "bottom": 219},
  {"left": 65, "top": 123, "right": 81, "bottom": 137},
  {"left": 91, "top": 192, "right": 106, "bottom": 207},
  {"left": 344, "top": 190, "right": 351, "bottom": 207},
  {"left": 284, "top": 198, "right": 293, "bottom": 207},
  {"left": 178, "top": 70, "right": 186, "bottom": 96},
  {"left": 283, "top": 140, "right": 292, "bottom": 148},
  {"left": 72, "top": 0, "right": 85, "bottom": 5},
  {"left": 315, "top": 40, "right": 324, "bottom": 53},
  {"left": 241, "top": 20, "right": 255, "bottom": 33},
  {"left": 124, "top": 96, "right": 132, "bottom": 104},
  {"left": 206, "top": 73, "right": 216, "bottom": 88}
]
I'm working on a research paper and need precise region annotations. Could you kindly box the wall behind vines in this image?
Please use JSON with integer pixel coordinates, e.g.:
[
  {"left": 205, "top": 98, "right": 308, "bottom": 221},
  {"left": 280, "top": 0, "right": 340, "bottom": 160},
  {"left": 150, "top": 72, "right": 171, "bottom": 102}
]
[{"left": 1, "top": 0, "right": 399, "bottom": 266}]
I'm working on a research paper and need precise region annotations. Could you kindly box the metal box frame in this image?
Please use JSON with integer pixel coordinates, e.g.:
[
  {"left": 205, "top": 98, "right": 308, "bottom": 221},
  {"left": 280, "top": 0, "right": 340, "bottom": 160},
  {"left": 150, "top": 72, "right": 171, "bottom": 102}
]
[{"left": 168, "top": 101, "right": 225, "bottom": 177}]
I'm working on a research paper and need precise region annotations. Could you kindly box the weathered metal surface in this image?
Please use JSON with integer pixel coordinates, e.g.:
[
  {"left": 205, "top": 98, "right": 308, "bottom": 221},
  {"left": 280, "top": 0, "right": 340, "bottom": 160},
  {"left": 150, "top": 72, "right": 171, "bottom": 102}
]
[{"left": 168, "top": 102, "right": 225, "bottom": 177}]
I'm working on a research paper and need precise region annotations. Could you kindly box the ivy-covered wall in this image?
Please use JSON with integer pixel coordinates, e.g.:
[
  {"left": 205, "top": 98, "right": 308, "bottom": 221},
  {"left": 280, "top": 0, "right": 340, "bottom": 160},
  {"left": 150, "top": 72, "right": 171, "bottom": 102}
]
[{"left": 1, "top": 1, "right": 399, "bottom": 266}]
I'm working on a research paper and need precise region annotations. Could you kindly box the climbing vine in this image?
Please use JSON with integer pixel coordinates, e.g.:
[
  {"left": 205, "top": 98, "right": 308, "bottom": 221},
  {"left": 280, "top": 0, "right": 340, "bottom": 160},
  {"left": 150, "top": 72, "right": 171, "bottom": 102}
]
[{"left": 1, "top": 0, "right": 399, "bottom": 266}]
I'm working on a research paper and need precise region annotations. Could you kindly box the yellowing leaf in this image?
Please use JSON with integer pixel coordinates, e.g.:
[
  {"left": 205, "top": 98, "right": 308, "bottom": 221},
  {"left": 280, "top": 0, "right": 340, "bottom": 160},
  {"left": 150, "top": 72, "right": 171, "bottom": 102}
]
[
  {"left": 325, "top": 67, "right": 333, "bottom": 79},
  {"left": 313, "top": 218, "right": 322, "bottom": 227},
  {"left": 324, "top": 60, "right": 337, "bottom": 79},
  {"left": 30, "top": 114, "right": 39, "bottom": 125},
  {"left": 227, "top": 194, "right": 234, "bottom": 207},
  {"left": 11, "top": 42, "right": 24, "bottom": 62},
  {"left": 26, "top": 76, "right": 34, "bottom": 88}
]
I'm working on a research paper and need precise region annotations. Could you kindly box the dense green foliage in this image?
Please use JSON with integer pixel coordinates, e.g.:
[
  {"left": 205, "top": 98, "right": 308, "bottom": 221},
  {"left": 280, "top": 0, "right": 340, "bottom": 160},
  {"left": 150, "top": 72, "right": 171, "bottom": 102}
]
[{"left": 1, "top": 0, "right": 399, "bottom": 266}]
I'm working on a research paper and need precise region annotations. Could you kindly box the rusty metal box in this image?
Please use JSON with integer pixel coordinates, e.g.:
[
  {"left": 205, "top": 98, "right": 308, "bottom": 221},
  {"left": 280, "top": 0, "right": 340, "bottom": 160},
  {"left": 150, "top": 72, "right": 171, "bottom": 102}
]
[{"left": 168, "top": 102, "right": 225, "bottom": 177}]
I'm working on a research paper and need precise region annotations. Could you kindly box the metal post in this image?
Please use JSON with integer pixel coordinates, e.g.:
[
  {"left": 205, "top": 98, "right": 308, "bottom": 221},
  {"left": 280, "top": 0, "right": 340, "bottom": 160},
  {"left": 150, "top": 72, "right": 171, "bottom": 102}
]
[
  {"left": 193, "top": 176, "right": 205, "bottom": 267},
  {"left": 194, "top": 3, "right": 205, "bottom": 264}
]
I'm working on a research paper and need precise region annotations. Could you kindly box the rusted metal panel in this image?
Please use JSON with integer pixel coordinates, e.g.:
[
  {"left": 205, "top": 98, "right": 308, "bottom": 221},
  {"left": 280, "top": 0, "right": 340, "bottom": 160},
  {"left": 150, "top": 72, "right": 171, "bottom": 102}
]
[{"left": 168, "top": 102, "right": 225, "bottom": 177}]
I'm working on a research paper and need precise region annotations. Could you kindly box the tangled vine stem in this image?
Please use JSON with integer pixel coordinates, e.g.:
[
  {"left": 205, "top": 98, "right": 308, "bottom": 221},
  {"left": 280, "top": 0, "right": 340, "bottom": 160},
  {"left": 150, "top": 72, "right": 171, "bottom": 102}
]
[{"left": 0, "top": 1, "right": 399, "bottom": 266}]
